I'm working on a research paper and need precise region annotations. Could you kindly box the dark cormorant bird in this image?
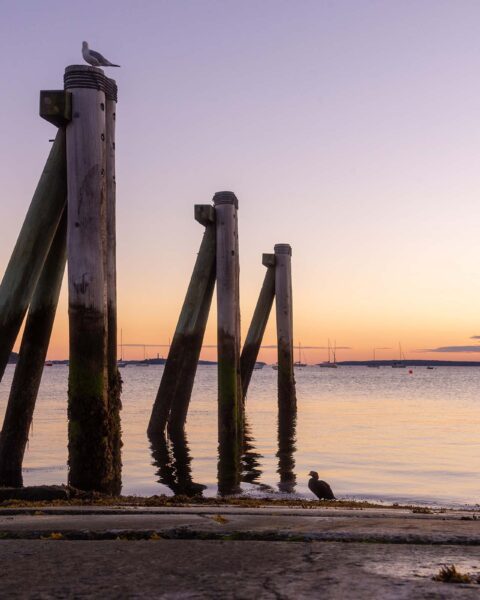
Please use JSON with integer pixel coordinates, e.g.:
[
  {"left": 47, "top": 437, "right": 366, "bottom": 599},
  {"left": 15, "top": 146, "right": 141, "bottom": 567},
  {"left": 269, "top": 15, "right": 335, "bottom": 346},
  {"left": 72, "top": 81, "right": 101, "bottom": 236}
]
[{"left": 308, "top": 471, "right": 335, "bottom": 500}]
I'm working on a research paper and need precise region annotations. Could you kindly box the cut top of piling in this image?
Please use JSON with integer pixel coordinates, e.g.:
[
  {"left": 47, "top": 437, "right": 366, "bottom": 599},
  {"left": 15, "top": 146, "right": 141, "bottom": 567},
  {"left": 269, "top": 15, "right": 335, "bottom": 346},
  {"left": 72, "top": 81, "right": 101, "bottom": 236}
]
[
  {"left": 213, "top": 191, "right": 239, "bottom": 209},
  {"left": 64, "top": 65, "right": 106, "bottom": 91},
  {"left": 274, "top": 244, "right": 292, "bottom": 256},
  {"left": 64, "top": 66, "right": 118, "bottom": 102}
]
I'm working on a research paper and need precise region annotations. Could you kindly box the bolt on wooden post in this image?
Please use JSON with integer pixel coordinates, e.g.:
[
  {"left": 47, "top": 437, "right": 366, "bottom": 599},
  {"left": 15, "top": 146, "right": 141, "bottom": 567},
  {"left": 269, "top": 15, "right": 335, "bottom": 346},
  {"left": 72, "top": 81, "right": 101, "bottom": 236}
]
[
  {"left": 240, "top": 253, "right": 276, "bottom": 399},
  {"left": 105, "top": 77, "right": 122, "bottom": 492},
  {"left": 0, "top": 129, "right": 67, "bottom": 382},
  {"left": 214, "top": 191, "right": 242, "bottom": 494},
  {"left": 148, "top": 204, "right": 216, "bottom": 436},
  {"left": 64, "top": 65, "right": 115, "bottom": 493},
  {"left": 274, "top": 243, "right": 296, "bottom": 410}
]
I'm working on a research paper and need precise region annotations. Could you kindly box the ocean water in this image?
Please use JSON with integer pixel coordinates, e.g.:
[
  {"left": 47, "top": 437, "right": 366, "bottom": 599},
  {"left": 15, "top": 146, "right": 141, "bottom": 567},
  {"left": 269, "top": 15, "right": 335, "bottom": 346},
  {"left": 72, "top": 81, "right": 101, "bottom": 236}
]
[{"left": 0, "top": 364, "right": 479, "bottom": 507}]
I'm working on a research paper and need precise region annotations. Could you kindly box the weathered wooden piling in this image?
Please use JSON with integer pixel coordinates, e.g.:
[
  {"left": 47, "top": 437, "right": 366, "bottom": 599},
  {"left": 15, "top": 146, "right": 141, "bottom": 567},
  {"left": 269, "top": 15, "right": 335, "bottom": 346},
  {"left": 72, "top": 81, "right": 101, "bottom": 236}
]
[
  {"left": 214, "top": 191, "right": 242, "bottom": 495},
  {"left": 274, "top": 243, "right": 296, "bottom": 409},
  {"left": 105, "top": 77, "right": 122, "bottom": 491},
  {"left": 64, "top": 65, "right": 114, "bottom": 493},
  {"left": 0, "top": 130, "right": 67, "bottom": 382},
  {"left": 0, "top": 211, "right": 67, "bottom": 487},
  {"left": 105, "top": 78, "right": 118, "bottom": 381},
  {"left": 148, "top": 205, "right": 216, "bottom": 435},
  {"left": 240, "top": 253, "right": 276, "bottom": 399}
]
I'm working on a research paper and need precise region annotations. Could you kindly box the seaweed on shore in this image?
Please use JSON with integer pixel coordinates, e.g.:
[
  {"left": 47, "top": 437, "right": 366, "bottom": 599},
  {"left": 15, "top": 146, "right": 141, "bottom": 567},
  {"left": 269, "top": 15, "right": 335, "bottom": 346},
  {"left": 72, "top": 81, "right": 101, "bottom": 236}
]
[
  {"left": 0, "top": 491, "right": 468, "bottom": 512},
  {"left": 432, "top": 564, "right": 478, "bottom": 584}
]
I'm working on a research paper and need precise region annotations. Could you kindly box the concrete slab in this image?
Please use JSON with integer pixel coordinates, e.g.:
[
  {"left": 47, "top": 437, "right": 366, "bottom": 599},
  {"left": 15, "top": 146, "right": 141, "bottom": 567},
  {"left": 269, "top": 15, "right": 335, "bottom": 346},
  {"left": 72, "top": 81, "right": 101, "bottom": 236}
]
[
  {"left": 0, "top": 507, "right": 479, "bottom": 544},
  {"left": 1, "top": 506, "right": 480, "bottom": 597},
  {"left": 1, "top": 539, "right": 480, "bottom": 599}
]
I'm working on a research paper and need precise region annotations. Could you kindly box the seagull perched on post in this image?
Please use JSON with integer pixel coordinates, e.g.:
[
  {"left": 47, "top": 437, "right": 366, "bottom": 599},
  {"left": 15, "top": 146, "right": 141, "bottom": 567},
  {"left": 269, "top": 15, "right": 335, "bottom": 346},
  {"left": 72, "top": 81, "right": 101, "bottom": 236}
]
[{"left": 82, "top": 42, "right": 120, "bottom": 67}]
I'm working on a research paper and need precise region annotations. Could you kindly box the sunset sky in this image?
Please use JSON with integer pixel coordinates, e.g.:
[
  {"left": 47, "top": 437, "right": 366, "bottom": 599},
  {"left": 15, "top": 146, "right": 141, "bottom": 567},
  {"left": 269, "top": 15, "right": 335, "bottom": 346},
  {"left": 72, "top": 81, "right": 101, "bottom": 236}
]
[{"left": 2, "top": 0, "right": 480, "bottom": 362}]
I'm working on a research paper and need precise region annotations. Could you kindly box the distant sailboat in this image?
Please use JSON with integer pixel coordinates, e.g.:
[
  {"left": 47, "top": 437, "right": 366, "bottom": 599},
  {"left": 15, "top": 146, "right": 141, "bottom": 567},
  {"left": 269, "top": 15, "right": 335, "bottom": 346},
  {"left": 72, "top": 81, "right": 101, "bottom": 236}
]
[
  {"left": 367, "top": 348, "right": 380, "bottom": 368},
  {"left": 294, "top": 342, "right": 307, "bottom": 368},
  {"left": 319, "top": 339, "right": 338, "bottom": 368},
  {"left": 392, "top": 343, "right": 406, "bottom": 368},
  {"left": 118, "top": 328, "right": 126, "bottom": 367}
]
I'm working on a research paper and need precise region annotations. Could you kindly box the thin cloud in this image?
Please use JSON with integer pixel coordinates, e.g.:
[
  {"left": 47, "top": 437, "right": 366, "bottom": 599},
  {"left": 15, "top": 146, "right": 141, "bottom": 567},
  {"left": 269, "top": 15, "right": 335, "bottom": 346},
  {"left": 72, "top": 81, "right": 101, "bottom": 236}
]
[
  {"left": 122, "top": 343, "right": 353, "bottom": 350},
  {"left": 260, "top": 345, "right": 352, "bottom": 350},
  {"left": 470, "top": 336, "right": 480, "bottom": 340},
  {"left": 417, "top": 346, "right": 480, "bottom": 353}
]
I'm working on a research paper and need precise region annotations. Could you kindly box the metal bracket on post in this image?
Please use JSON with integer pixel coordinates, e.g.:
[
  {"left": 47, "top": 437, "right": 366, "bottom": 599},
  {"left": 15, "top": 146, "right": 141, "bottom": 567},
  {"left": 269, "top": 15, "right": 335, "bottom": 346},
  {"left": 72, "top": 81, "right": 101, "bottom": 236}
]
[
  {"left": 195, "top": 204, "right": 215, "bottom": 226},
  {"left": 262, "top": 253, "right": 275, "bottom": 268},
  {"left": 39, "top": 91, "right": 72, "bottom": 127}
]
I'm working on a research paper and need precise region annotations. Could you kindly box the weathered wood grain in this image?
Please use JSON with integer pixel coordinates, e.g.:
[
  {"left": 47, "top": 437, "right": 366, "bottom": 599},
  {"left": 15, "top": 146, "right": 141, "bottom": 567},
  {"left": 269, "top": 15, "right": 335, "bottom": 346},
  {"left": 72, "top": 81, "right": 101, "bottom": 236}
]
[
  {"left": 240, "top": 255, "right": 275, "bottom": 399},
  {"left": 0, "top": 211, "right": 67, "bottom": 487},
  {"left": 66, "top": 69, "right": 113, "bottom": 493},
  {"left": 105, "top": 80, "right": 122, "bottom": 492},
  {"left": 214, "top": 191, "right": 242, "bottom": 495},
  {"left": 0, "top": 130, "right": 67, "bottom": 382},
  {"left": 275, "top": 244, "right": 296, "bottom": 410},
  {"left": 148, "top": 207, "right": 216, "bottom": 436}
]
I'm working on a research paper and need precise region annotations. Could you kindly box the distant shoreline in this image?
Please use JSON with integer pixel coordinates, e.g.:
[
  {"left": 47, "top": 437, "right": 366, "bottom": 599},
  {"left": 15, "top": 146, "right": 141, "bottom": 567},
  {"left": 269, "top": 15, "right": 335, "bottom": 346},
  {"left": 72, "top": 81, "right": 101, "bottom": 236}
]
[
  {"left": 7, "top": 354, "right": 480, "bottom": 367},
  {"left": 337, "top": 360, "right": 480, "bottom": 367}
]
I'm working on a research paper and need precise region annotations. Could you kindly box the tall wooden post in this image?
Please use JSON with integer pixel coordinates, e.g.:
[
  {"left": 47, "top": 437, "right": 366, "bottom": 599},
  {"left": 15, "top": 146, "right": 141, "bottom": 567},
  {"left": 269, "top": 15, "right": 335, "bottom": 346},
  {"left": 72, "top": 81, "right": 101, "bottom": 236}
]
[
  {"left": 215, "top": 191, "right": 242, "bottom": 495},
  {"left": 275, "top": 243, "right": 296, "bottom": 409},
  {"left": 64, "top": 65, "right": 113, "bottom": 493},
  {"left": 148, "top": 205, "right": 216, "bottom": 435},
  {"left": 0, "top": 130, "right": 67, "bottom": 382},
  {"left": 105, "top": 77, "right": 122, "bottom": 492},
  {"left": 240, "top": 253, "right": 275, "bottom": 399},
  {"left": 0, "top": 211, "right": 67, "bottom": 487}
]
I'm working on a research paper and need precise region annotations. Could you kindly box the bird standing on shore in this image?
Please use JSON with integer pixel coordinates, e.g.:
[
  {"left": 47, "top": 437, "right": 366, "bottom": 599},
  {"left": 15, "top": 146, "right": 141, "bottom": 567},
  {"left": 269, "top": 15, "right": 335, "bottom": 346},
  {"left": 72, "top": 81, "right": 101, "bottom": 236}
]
[
  {"left": 308, "top": 471, "right": 335, "bottom": 500},
  {"left": 82, "top": 42, "right": 120, "bottom": 67}
]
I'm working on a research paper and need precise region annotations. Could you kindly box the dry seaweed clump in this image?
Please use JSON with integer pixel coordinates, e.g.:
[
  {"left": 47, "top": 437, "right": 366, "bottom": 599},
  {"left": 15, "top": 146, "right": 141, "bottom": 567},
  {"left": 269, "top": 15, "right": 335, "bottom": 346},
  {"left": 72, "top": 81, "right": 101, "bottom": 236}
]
[
  {"left": 0, "top": 493, "right": 386, "bottom": 509},
  {"left": 412, "top": 507, "right": 433, "bottom": 514},
  {"left": 432, "top": 565, "right": 478, "bottom": 584}
]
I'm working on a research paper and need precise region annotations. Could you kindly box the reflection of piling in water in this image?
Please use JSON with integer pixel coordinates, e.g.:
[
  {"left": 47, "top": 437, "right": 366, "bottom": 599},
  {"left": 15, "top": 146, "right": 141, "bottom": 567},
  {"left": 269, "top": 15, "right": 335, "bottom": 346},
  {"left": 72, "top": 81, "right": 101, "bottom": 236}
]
[
  {"left": 240, "top": 254, "right": 276, "bottom": 399},
  {"left": 275, "top": 244, "right": 296, "bottom": 410},
  {"left": 0, "top": 212, "right": 67, "bottom": 486},
  {"left": 149, "top": 429, "right": 206, "bottom": 497},
  {"left": 0, "top": 130, "right": 67, "bottom": 383},
  {"left": 65, "top": 65, "right": 120, "bottom": 494},
  {"left": 277, "top": 405, "right": 297, "bottom": 493},
  {"left": 148, "top": 205, "right": 216, "bottom": 435},
  {"left": 215, "top": 192, "right": 242, "bottom": 495},
  {"left": 241, "top": 417, "right": 263, "bottom": 485}
]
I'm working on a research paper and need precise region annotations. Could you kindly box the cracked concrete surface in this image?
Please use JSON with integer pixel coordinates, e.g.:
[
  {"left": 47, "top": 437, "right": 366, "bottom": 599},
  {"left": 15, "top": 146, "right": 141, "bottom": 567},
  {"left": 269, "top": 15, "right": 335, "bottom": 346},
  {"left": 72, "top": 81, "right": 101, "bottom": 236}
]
[
  {"left": 1, "top": 506, "right": 480, "bottom": 598},
  {"left": 1, "top": 540, "right": 480, "bottom": 599}
]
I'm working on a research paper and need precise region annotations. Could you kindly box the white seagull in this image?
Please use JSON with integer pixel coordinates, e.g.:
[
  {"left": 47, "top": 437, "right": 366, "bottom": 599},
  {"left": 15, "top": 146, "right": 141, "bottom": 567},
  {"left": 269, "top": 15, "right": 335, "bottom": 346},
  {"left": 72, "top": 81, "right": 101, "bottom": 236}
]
[{"left": 82, "top": 41, "right": 120, "bottom": 67}]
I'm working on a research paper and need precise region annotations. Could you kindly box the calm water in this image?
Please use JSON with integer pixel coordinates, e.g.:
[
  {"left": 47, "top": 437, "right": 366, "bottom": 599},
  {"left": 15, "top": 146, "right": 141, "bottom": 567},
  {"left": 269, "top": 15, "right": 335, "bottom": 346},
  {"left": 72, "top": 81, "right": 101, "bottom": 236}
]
[{"left": 0, "top": 365, "right": 479, "bottom": 507}]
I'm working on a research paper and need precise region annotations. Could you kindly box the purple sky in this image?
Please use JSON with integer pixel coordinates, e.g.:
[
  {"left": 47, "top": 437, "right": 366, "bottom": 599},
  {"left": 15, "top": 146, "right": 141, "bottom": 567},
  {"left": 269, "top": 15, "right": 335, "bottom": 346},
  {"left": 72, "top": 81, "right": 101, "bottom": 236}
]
[{"left": 2, "top": 1, "right": 480, "bottom": 361}]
